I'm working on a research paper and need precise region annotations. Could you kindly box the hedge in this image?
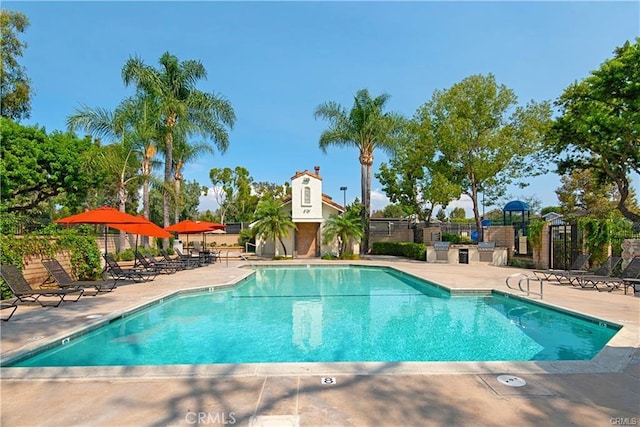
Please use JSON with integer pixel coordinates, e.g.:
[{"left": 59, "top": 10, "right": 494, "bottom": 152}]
[{"left": 371, "top": 241, "right": 426, "bottom": 261}]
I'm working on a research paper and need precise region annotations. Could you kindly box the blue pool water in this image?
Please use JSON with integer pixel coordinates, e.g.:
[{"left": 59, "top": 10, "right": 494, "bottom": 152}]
[{"left": 10, "top": 266, "right": 619, "bottom": 367}]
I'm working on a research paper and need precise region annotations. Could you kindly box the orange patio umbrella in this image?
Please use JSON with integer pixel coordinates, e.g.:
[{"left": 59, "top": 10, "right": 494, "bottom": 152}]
[
  {"left": 55, "top": 207, "right": 152, "bottom": 256},
  {"left": 164, "top": 219, "right": 225, "bottom": 233},
  {"left": 107, "top": 218, "right": 171, "bottom": 262},
  {"left": 107, "top": 220, "right": 171, "bottom": 238},
  {"left": 54, "top": 207, "right": 150, "bottom": 226},
  {"left": 165, "top": 220, "right": 226, "bottom": 248}
]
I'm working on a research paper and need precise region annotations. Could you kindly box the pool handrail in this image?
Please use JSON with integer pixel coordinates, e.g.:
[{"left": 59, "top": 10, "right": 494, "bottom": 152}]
[{"left": 506, "top": 273, "right": 543, "bottom": 299}]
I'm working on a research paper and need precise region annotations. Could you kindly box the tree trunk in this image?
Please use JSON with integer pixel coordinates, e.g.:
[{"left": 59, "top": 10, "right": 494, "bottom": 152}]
[
  {"left": 615, "top": 175, "right": 640, "bottom": 223},
  {"left": 174, "top": 174, "right": 181, "bottom": 224},
  {"left": 141, "top": 158, "right": 151, "bottom": 248},
  {"left": 163, "top": 123, "right": 175, "bottom": 250},
  {"left": 117, "top": 184, "right": 128, "bottom": 253},
  {"left": 359, "top": 149, "right": 373, "bottom": 255},
  {"left": 278, "top": 236, "right": 287, "bottom": 257},
  {"left": 470, "top": 188, "right": 482, "bottom": 243}
]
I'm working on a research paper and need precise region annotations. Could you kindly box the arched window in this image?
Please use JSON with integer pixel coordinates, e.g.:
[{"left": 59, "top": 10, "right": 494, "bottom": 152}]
[{"left": 303, "top": 186, "right": 311, "bottom": 206}]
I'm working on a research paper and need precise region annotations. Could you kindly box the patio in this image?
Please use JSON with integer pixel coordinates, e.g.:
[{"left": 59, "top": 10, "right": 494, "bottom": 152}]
[{"left": 1, "top": 258, "right": 638, "bottom": 426}]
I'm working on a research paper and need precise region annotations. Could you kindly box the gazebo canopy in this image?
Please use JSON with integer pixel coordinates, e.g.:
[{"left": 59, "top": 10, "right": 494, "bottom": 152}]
[
  {"left": 503, "top": 200, "right": 530, "bottom": 212},
  {"left": 502, "top": 200, "right": 531, "bottom": 226}
]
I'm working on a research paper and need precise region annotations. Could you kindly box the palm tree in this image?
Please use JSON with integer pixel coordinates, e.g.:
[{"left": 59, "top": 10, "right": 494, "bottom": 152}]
[
  {"left": 322, "top": 210, "right": 364, "bottom": 257},
  {"left": 118, "top": 94, "right": 162, "bottom": 224},
  {"left": 67, "top": 102, "right": 141, "bottom": 214},
  {"left": 68, "top": 95, "right": 161, "bottom": 217},
  {"left": 252, "top": 198, "right": 296, "bottom": 258},
  {"left": 172, "top": 135, "right": 213, "bottom": 223},
  {"left": 314, "top": 89, "right": 405, "bottom": 254},
  {"left": 122, "top": 52, "right": 236, "bottom": 247},
  {"left": 67, "top": 104, "right": 142, "bottom": 250}
]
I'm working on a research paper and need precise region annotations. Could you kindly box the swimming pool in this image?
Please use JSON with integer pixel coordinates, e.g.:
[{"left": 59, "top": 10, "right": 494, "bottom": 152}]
[{"left": 7, "top": 265, "right": 619, "bottom": 367}]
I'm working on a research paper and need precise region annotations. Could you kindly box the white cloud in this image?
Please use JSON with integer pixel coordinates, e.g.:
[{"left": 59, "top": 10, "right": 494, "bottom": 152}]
[
  {"left": 370, "top": 189, "right": 390, "bottom": 212},
  {"left": 198, "top": 186, "right": 220, "bottom": 213},
  {"left": 445, "top": 195, "right": 476, "bottom": 218}
]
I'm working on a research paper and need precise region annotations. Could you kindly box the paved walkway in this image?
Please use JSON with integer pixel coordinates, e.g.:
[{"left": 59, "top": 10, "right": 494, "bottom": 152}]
[{"left": 1, "top": 258, "right": 639, "bottom": 426}]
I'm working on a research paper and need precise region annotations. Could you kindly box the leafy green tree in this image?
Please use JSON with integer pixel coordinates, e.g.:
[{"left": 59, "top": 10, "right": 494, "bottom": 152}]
[
  {"left": 198, "top": 209, "right": 219, "bottom": 223},
  {"left": 377, "top": 124, "right": 459, "bottom": 224},
  {"left": 314, "top": 89, "right": 405, "bottom": 254},
  {"left": 435, "top": 208, "right": 447, "bottom": 222},
  {"left": 449, "top": 207, "right": 466, "bottom": 220},
  {"left": 209, "top": 166, "right": 257, "bottom": 223},
  {"left": 180, "top": 180, "right": 206, "bottom": 221},
  {"left": 322, "top": 210, "right": 364, "bottom": 257},
  {"left": 122, "top": 52, "right": 236, "bottom": 246},
  {"left": 251, "top": 197, "right": 296, "bottom": 257},
  {"left": 547, "top": 38, "right": 640, "bottom": 223},
  {"left": 0, "top": 118, "right": 102, "bottom": 215},
  {"left": 416, "top": 73, "right": 552, "bottom": 236},
  {"left": 556, "top": 169, "right": 635, "bottom": 220},
  {"left": 0, "top": 9, "right": 31, "bottom": 120},
  {"left": 253, "top": 181, "right": 290, "bottom": 201},
  {"left": 372, "top": 204, "right": 409, "bottom": 219},
  {"left": 483, "top": 208, "right": 504, "bottom": 222},
  {"left": 540, "top": 206, "right": 562, "bottom": 216}
]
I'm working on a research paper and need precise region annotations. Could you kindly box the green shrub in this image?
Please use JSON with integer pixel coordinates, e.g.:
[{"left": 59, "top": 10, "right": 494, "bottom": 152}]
[
  {"left": 321, "top": 253, "right": 337, "bottom": 260},
  {"left": 371, "top": 241, "right": 426, "bottom": 261},
  {"left": 508, "top": 258, "right": 534, "bottom": 269},
  {"left": 0, "top": 225, "right": 102, "bottom": 299},
  {"left": 113, "top": 248, "right": 135, "bottom": 262},
  {"left": 441, "top": 233, "right": 474, "bottom": 244}
]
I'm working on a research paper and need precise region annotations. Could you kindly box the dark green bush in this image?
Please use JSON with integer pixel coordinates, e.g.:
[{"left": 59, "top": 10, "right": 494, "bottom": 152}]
[{"left": 371, "top": 242, "right": 426, "bottom": 260}]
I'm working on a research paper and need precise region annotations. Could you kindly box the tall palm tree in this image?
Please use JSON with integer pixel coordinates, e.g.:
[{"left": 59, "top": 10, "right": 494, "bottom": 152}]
[
  {"left": 322, "top": 210, "right": 364, "bottom": 257},
  {"left": 252, "top": 198, "right": 296, "bottom": 258},
  {"left": 122, "top": 52, "right": 236, "bottom": 247},
  {"left": 67, "top": 105, "right": 142, "bottom": 250},
  {"left": 68, "top": 95, "right": 161, "bottom": 216},
  {"left": 67, "top": 102, "right": 141, "bottom": 214},
  {"left": 172, "top": 135, "right": 213, "bottom": 223},
  {"left": 117, "top": 94, "right": 162, "bottom": 224},
  {"left": 314, "top": 89, "right": 405, "bottom": 254}
]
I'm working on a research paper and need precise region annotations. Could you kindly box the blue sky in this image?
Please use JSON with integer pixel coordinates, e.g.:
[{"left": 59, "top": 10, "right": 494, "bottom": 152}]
[{"left": 7, "top": 1, "right": 640, "bottom": 217}]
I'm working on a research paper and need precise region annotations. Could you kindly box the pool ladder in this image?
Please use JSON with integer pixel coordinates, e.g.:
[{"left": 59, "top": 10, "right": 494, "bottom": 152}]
[{"left": 506, "top": 273, "right": 543, "bottom": 299}]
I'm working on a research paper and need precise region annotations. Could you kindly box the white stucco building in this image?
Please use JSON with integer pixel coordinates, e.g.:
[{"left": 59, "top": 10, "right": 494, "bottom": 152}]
[{"left": 254, "top": 166, "right": 345, "bottom": 258}]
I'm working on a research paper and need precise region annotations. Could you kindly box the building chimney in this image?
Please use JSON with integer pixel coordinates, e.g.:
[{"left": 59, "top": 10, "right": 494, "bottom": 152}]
[{"left": 314, "top": 166, "right": 320, "bottom": 176}]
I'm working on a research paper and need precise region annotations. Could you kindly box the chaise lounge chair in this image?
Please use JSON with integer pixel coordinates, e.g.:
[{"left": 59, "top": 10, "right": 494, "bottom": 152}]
[
  {"left": 146, "top": 253, "right": 187, "bottom": 271},
  {"left": 134, "top": 252, "right": 178, "bottom": 274},
  {"left": 1, "top": 298, "right": 18, "bottom": 321},
  {"left": 103, "top": 254, "right": 158, "bottom": 282},
  {"left": 0, "top": 264, "right": 84, "bottom": 307},
  {"left": 563, "top": 255, "right": 622, "bottom": 287},
  {"left": 533, "top": 254, "right": 590, "bottom": 282},
  {"left": 574, "top": 257, "right": 640, "bottom": 292},
  {"left": 42, "top": 259, "right": 118, "bottom": 295},
  {"left": 164, "top": 248, "right": 199, "bottom": 269}
]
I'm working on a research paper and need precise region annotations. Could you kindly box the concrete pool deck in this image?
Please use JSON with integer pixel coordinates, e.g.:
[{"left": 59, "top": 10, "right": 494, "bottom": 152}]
[{"left": 1, "top": 258, "right": 638, "bottom": 426}]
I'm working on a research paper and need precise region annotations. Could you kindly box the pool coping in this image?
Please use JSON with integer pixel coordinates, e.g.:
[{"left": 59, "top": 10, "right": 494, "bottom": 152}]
[{"left": 1, "top": 263, "right": 637, "bottom": 380}]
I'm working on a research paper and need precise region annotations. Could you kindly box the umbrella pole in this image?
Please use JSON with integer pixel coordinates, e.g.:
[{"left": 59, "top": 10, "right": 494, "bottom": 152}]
[
  {"left": 102, "top": 225, "right": 108, "bottom": 273},
  {"left": 134, "top": 234, "right": 139, "bottom": 267}
]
